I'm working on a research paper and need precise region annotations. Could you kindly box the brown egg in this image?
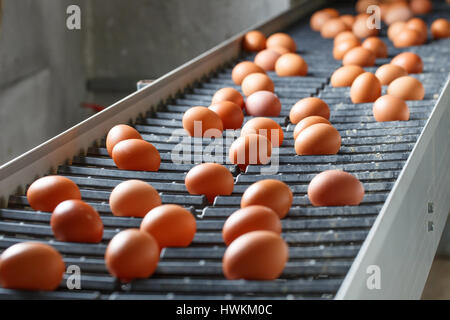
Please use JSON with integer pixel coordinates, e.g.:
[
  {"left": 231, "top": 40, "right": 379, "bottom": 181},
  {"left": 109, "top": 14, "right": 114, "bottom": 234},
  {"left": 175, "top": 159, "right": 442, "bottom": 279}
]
[
  {"left": 406, "top": 18, "right": 428, "bottom": 44},
  {"left": 373, "top": 95, "right": 410, "bottom": 122},
  {"left": 350, "top": 72, "right": 382, "bottom": 103},
  {"left": 231, "top": 61, "right": 265, "bottom": 85},
  {"left": 269, "top": 46, "right": 291, "bottom": 55},
  {"left": 51, "top": 200, "right": 103, "bottom": 243},
  {"left": 410, "top": 0, "right": 432, "bottom": 15},
  {"left": 375, "top": 64, "right": 408, "bottom": 85},
  {"left": 289, "top": 97, "right": 330, "bottom": 124},
  {"left": 356, "top": 0, "right": 379, "bottom": 13},
  {"left": 275, "top": 53, "right": 308, "bottom": 77},
  {"left": 330, "top": 65, "right": 365, "bottom": 87},
  {"left": 106, "top": 124, "right": 142, "bottom": 156},
  {"left": 293, "top": 116, "right": 331, "bottom": 140},
  {"left": 334, "top": 31, "right": 360, "bottom": 46},
  {"left": 340, "top": 15, "right": 356, "bottom": 29},
  {"left": 321, "top": 18, "right": 351, "bottom": 38},
  {"left": 245, "top": 91, "right": 281, "bottom": 117},
  {"left": 27, "top": 176, "right": 81, "bottom": 212},
  {"left": 112, "top": 139, "right": 161, "bottom": 172},
  {"left": 182, "top": 106, "right": 224, "bottom": 137},
  {"left": 333, "top": 38, "right": 360, "bottom": 60},
  {"left": 384, "top": 2, "right": 413, "bottom": 25},
  {"left": 266, "top": 33, "right": 297, "bottom": 52},
  {"left": 431, "top": 19, "right": 450, "bottom": 39},
  {"left": 222, "top": 206, "right": 281, "bottom": 246},
  {"left": 243, "top": 30, "right": 266, "bottom": 52},
  {"left": 343, "top": 47, "right": 376, "bottom": 67},
  {"left": 105, "top": 229, "right": 159, "bottom": 282},
  {"left": 362, "top": 37, "right": 388, "bottom": 58},
  {"left": 295, "top": 124, "right": 341, "bottom": 156},
  {"left": 387, "top": 76, "right": 425, "bottom": 100},
  {"left": 109, "top": 180, "right": 161, "bottom": 217},
  {"left": 391, "top": 52, "right": 423, "bottom": 74},
  {"left": 308, "top": 170, "right": 364, "bottom": 206},
  {"left": 393, "top": 28, "right": 422, "bottom": 47},
  {"left": 241, "top": 117, "right": 284, "bottom": 147},
  {"left": 388, "top": 21, "right": 407, "bottom": 40},
  {"left": 222, "top": 231, "right": 288, "bottom": 280},
  {"left": 211, "top": 88, "right": 245, "bottom": 109},
  {"left": 254, "top": 49, "right": 281, "bottom": 71},
  {"left": 352, "top": 14, "right": 380, "bottom": 38},
  {"left": 310, "top": 9, "right": 340, "bottom": 31},
  {"left": 241, "top": 73, "right": 274, "bottom": 96},
  {"left": 229, "top": 134, "right": 272, "bottom": 171},
  {"left": 185, "top": 163, "right": 234, "bottom": 203},
  {"left": 241, "top": 179, "right": 293, "bottom": 219},
  {"left": 209, "top": 101, "right": 244, "bottom": 130},
  {"left": 0, "top": 242, "right": 65, "bottom": 291},
  {"left": 140, "top": 204, "right": 196, "bottom": 248}
]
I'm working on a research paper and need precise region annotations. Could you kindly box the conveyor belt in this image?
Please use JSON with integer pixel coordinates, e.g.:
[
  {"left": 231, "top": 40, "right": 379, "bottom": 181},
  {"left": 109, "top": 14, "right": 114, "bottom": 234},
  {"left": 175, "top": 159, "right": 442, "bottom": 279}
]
[{"left": 0, "top": 1, "right": 449, "bottom": 299}]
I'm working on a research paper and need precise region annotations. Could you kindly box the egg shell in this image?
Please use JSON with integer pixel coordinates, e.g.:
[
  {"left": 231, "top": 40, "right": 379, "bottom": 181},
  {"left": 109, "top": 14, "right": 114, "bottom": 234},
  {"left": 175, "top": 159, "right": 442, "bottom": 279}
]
[
  {"left": 293, "top": 116, "right": 331, "bottom": 140},
  {"left": 229, "top": 134, "right": 272, "bottom": 171},
  {"left": 241, "top": 117, "right": 284, "bottom": 147},
  {"left": 308, "top": 170, "right": 365, "bottom": 206},
  {"left": 222, "top": 206, "right": 281, "bottom": 246},
  {"left": 352, "top": 14, "right": 380, "bottom": 38},
  {"left": 387, "top": 76, "right": 425, "bottom": 100},
  {"left": 431, "top": 19, "right": 450, "bottom": 39},
  {"left": 362, "top": 37, "right": 388, "bottom": 58},
  {"left": 105, "top": 229, "right": 159, "bottom": 282},
  {"left": 106, "top": 124, "right": 142, "bottom": 156},
  {"left": 384, "top": 3, "right": 413, "bottom": 25},
  {"left": 211, "top": 88, "right": 245, "bottom": 109},
  {"left": 342, "top": 46, "right": 376, "bottom": 67},
  {"left": 275, "top": 53, "right": 308, "bottom": 77},
  {"left": 266, "top": 33, "right": 297, "bottom": 52},
  {"left": 243, "top": 30, "right": 266, "bottom": 52},
  {"left": 393, "top": 28, "right": 422, "bottom": 47},
  {"left": 410, "top": 0, "right": 432, "bottom": 15},
  {"left": 185, "top": 163, "right": 234, "bottom": 204},
  {"left": 340, "top": 15, "right": 356, "bottom": 28},
  {"left": 241, "top": 179, "right": 293, "bottom": 219},
  {"left": 289, "top": 97, "right": 330, "bottom": 124},
  {"left": 310, "top": 9, "right": 339, "bottom": 31},
  {"left": 321, "top": 18, "right": 351, "bottom": 38},
  {"left": 245, "top": 91, "right": 281, "bottom": 117},
  {"left": 388, "top": 21, "right": 407, "bottom": 40},
  {"left": 391, "top": 52, "right": 423, "bottom": 74},
  {"left": 334, "top": 31, "right": 360, "bottom": 45},
  {"left": 373, "top": 94, "right": 410, "bottom": 122},
  {"left": 231, "top": 61, "right": 265, "bottom": 85},
  {"left": 26, "top": 176, "right": 81, "bottom": 212},
  {"left": 182, "top": 106, "right": 224, "bottom": 137},
  {"left": 0, "top": 242, "right": 65, "bottom": 291},
  {"left": 406, "top": 18, "right": 428, "bottom": 44},
  {"left": 51, "top": 200, "right": 103, "bottom": 243},
  {"left": 330, "top": 65, "right": 365, "bottom": 87},
  {"left": 295, "top": 123, "right": 341, "bottom": 156},
  {"left": 140, "top": 204, "right": 196, "bottom": 248},
  {"left": 333, "top": 38, "right": 361, "bottom": 60},
  {"left": 375, "top": 64, "right": 408, "bottom": 85},
  {"left": 112, "top": 139, "right": 161, "bottom": 172},
  {"left": 209, "top": 101, "right": 244, "bottom": 130},
  {"left": 254, "top": 49, "right": 281, "bottom": 71},
  {"left": 222, "top": 231, "right": 288, "bottom": 280},
  {"left": 109, "top": 180, "right": 161, "bottom": 217},
  {"left": 350, "top": 72, "right": 382, "bottom": 103},
  {"left": 241, "top": 73, "right": 274, "bottom": 96}
]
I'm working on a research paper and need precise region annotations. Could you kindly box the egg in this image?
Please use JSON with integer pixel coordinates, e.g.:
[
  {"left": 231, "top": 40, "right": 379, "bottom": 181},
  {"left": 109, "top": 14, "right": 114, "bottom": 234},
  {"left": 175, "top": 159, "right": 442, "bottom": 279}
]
[
  {"left": 106, "top": 124, "right": 142, "bottom": 156},
  {"left": 293, "top": 116, "right": 331, "bottom": 140},
  {"left": 362, "top": 37, "right": 388, "bottom": 58},
  {"left": 352, "top": 14, "right": 380, "bottom": 38},
  {"left": 105, "top": 229, "right": 159, "bottom": 282},
  {"left": 140, "top": 204, "right": 196, "bottom": 248},
  {"left": 333, "top": 38, "right": 361, "bottom": 60},
  {"left": 375, "top": 64, "right": 408, "bottom": 85},
  {"left": 185, "top": 163, "right": 234, "bottom": 203},
  {"left": 340, "top": 15, "right": 356, "bottom": 29},
  {"left": 222, "top": 206, "right": 281, "bottom": 246},
  {"left": 245, "top": 91, "right": 281, "bottom": 117},
  {"left": 350, "top": 72, "right": 382, "bottom": 103},
  {"left": 295, "top": 123, "right": 341, "bottom": 156},
  {"left": 231, "top": 61, "right": 265, "bottom": 85},
  {"left": 109, "top": 180, "right": 161, "bottom": 217},
  {"left": 308, "top": 170, "right": 365, "bottom": 206},
  {"left": 410, "top": 0, "right": 432, "bottom": 15},
  {"left": 51, "top": 200, "right": 103, "bottom": 243},
  {"left": 393, "top": 28, "right": 422, "bottom": 47},
  {"left": 289, "top": 97, "right": 330, "bottom": 124},
  {"left": 310, "top": 9, "right": 340, "bottom": 31},
  {"left": 373, "top": 95, "right": 410, "bottom": 122},
  {"left": 269, "top": 46, "right": 291, "bottom": 55},
  {"left": 0, "top": 242, "right": 65, "bottom": 291},
  {"left": 391, "top": 52, "right": 423, "bottom": 74},
  {"left": 330, "top": 65, "right": 365, "bottom": 87},
  {"left": 356, "top": 0, "right": 379, "bottom": 13},
  {"left": 254, "top": 49, "right": 281, "bottom": 71},
  {"left": 112, "top": 139, "right": 161, "bottom": 172},
  {"left": 321, "top": 18, "right": 351, "bottom": 38},
  {"left": 406, "top": 18, "right": 428, "bottom": 44},
  {"left": 211, "top": 87, "right": 245, "bottom": 109},
  {"left": 275, "top": 53, "right": 308, "bottom": 77},
  {"left": 388, "top": 21, "right": 407, "bottom": 41},
  {"left": 342, "top": 47, "right": 376, "bottom": 67},
  {"left": 229, "top": 134, "right": 272, "bottom": 171},
  {"left": 266, "top": 33, "right": 297, "bottom": 52},
  {"left": 384, "top": 2, "right": 413, "bottom": 25},
  {"left": 222, "top": 231, "right": 288, "bottom": 280},
  {"left": 241, "top": 73, "right": 274, "bottom": 96},
  {"left": 208, "top": 101, "right": 244, "bottom": 130},
  {"left": 387, "top": 76, "right": 425, "bottom": 100},
  {"left": 243, "top": 30, "right": 266, "bottom": 52},
  {"left": 241, "top": 117, "right": 284, "bottom": 147},
  {"left": 241, "top": 179, "right": 293, "bottom": 219},
  {"left": 431, "top": 19, "right": 450, "bottom": 39},
  {"left": 27, "top": 176, "right": 81, "bottom": 212},
  {"left": 334, "top": 31, "right": 360, "bottom": 45},
  {"left": 182, "top": 106, "right": 224, "bottom": 137}
]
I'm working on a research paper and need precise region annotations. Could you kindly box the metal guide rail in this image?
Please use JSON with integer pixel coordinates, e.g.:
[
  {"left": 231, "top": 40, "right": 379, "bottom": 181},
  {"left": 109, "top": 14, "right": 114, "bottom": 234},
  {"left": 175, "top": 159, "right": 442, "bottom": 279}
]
[{"left": 0, "top": 1, "right": 449, "bottom": 299}]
